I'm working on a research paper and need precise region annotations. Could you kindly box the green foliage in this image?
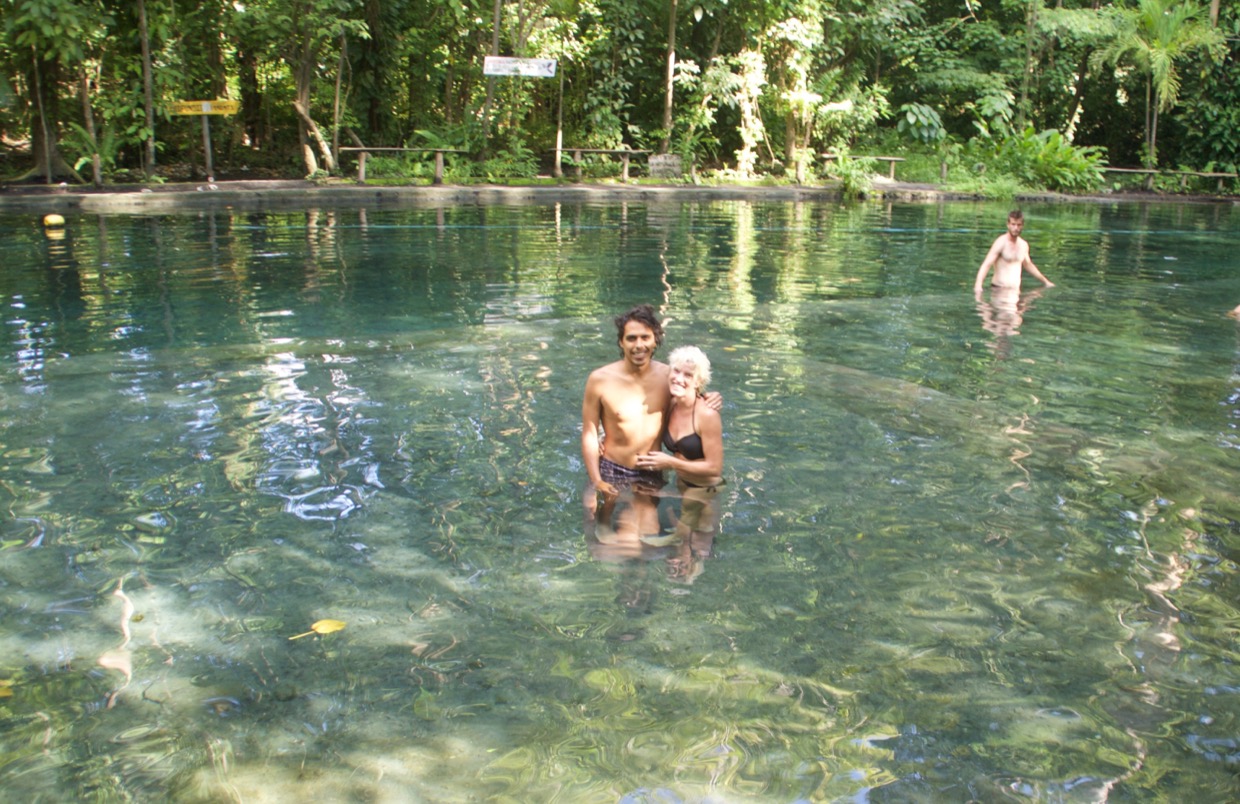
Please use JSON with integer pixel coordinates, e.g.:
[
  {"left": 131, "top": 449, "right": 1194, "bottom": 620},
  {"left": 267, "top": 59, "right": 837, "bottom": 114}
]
[
  {"left": 412, "top": 128, "right": 469, "bottom": 152},
  {"left": 814, "top": 83, "right": 889, "bottom": 152},
  {"left": 4, "top": 0, "right": 103, "bottom": 66},
  {"left": 969, "top": 90, "right": 1015, "bottom": 141},
  {"left": 65, "top": 120, "right": 119, "bottom": 176},
  {"left": 669, "top": 60, "right": 721, "bottom": 165},
  {"left": 1174, "top": 7, "right": 1240, "bottom": 171},
  {"left": 578, "top": 0, "right": 647, "bottom": 147},
  {"left": 1092, "top": 0, "right": 1225, "bottom": 166},
  {"left": 1094, "top": 0, "right": 1224, "bottom": 114},
  {"left": 953, "top": 177, "right": 1025, "bottom": 201},
  {"left": 700, "top": 49, "right": 767, "bottom": 176},
  {"left": 362, "top": 155, "right": 423, "bottom": 180},
  {"left": 896, "top": 102, "right": 945, "bottom": 145},
  {"left": 988, "top": 127, "right": 1106, "bottom": 192},
  {"left": 479, "top": 142, "right": 539, "bottom": 181},
  {"left": 823, "top": 150, "right": 876, "bottom": 199},
  {"left": 0, "top": 0, "right": 1232, "bottom": 190},
  {"left": 882, "top": 8, "right": 1017, "bottom": 140}
]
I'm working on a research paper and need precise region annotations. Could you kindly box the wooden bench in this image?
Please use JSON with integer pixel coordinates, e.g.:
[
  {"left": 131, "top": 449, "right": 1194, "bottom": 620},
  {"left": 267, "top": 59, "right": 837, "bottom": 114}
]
[
  {"left": 556, "top": 148, "right": 651, "bottom": 181},
  {"left": 821, "top": 153, "right": 906, "bottom": 180},
  {"left": 339, "top": 147, "right": 468, "bottom": 185},
  {"left": 1103, "top": 166, "right": 1237, "bottom": 192},
  {"left": 1102, "top": 166, "right": 1162, "bottom": 190},
  {"left": 1170, "top": 170, "right": 1237, "bottom": 192}
]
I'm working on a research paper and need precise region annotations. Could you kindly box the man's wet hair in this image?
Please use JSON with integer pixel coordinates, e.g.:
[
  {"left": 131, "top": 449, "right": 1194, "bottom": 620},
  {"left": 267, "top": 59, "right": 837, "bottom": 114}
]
[
  {"left": 614, "top": 304, "right": 664, "bottom": 349},
  {"left": 1008, "top": 209, "right": 1024, "bottom": 222}
]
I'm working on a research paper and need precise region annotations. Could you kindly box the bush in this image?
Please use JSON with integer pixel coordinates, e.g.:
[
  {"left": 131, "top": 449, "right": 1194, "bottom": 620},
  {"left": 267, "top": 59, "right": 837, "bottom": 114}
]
[
  {"left": 479, "top": 142, "right": 539, "bottom": 181},
  {"left": 822, "top": 151, "right": 876, "bottom": 199},
  {"left": 989, "top": 127, "right": 1106, "bottom": 192},
  {"left": 363, "top": 155, "right": 427, "bottom": 180}
]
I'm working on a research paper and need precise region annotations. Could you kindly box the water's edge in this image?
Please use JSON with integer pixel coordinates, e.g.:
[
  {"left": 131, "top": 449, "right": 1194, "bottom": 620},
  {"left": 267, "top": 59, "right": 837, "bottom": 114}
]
[{"left": 2, "top": 179, "right": 1234, "bottom": 214}]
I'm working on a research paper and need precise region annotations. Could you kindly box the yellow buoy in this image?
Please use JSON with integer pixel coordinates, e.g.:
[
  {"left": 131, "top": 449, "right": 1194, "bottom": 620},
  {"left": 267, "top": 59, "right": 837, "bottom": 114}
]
[{"left": 43, "top": 214, "right": 66, "bottom": 228}]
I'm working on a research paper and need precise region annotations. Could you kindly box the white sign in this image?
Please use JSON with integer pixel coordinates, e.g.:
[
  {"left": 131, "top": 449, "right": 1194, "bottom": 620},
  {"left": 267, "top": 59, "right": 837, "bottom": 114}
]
[{"left": 484, "top": 57, "right": 557, "bottom": 78}]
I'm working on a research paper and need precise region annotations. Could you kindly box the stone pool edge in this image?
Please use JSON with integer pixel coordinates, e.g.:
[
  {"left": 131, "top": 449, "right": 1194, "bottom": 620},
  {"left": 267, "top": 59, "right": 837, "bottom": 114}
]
[{"left": 1, "top": 179, "right": 1234, "bottom": 214}]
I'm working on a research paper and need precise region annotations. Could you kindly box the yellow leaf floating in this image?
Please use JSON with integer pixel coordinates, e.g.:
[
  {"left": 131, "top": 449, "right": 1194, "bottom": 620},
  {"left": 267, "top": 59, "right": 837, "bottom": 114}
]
[{"left": 288, "top": 619, "right": 347, "bottom": 640}]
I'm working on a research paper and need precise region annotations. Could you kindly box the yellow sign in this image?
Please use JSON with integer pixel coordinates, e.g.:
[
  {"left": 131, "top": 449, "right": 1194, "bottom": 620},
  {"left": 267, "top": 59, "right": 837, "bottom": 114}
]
[{"left": 168, "top": 99, "right": 240, "bottom": 116}]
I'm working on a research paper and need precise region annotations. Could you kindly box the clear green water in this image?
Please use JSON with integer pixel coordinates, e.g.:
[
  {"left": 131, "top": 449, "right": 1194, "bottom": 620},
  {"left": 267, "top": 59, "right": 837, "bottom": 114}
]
[{"left": 1, "top": 199, "right": 1238, "bottom": 801}]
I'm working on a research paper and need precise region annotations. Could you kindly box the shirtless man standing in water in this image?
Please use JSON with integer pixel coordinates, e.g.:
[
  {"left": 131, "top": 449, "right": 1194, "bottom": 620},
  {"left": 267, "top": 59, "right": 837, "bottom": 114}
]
[
  {"left": 582, "top": 305, "right": 671, "bottom": 499},
  {"left": 973, "top": 209, "right": 1055, "bottom": 298}
]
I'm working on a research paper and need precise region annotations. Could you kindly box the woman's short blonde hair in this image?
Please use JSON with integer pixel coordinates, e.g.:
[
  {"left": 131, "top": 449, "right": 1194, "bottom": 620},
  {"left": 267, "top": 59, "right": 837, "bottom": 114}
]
[{"left": 667, "top": 345, "right": 712, "bottom": 392}]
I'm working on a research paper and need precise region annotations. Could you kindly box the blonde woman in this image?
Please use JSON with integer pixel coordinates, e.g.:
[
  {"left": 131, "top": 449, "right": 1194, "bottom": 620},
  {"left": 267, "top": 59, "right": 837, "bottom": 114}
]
[{"left": 635, "top": 346, "right": 723, "bottom": 578}]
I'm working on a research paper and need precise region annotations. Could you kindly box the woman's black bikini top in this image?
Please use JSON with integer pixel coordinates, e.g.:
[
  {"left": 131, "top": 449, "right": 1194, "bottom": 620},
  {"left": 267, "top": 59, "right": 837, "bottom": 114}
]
[{"left": 663, "top": 404, "right": 705, "bottom": 461}]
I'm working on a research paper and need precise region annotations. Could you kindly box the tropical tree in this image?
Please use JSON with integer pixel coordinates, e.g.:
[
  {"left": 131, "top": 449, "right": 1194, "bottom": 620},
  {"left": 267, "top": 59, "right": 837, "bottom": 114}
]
[
  {"left": 1031, "top": 4, "right": 1115, "bottom": 136},
  {"left": 1, "top": 0, "right": 106, "bottom": 181},
  {"left": 233, "top": 0, "right": 369, "bottom": 176},
  {"left": 1093, "top": 0, "right": 1223, "bottom": 167},
  {"left": 1174, "top": 0, "right": 1240, "bottom": 170},
  {"left": 763, "top": 2, "right": 824, "bottom": 167}
]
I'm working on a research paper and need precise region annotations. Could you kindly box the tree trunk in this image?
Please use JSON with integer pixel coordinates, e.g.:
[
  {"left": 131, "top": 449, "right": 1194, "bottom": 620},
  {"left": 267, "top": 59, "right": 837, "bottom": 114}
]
[
  {"left": 1145, "top": 76, "right": 1155, "bottom": 167},
  {"left": 1062, "top": 49, "right": 1090, "bottom": 136},
  {"left": 784, "top": 110, "right": 795, "bottom": 164},
  {"left": 238, "top": 47, "right": 262, "bottom": 147},
  {"left": 1209, "top": 0, "right": 1219, "bottom": 26},
  {"left": 79, "top": 71, "right": 102, "bottom": 187},
  {"left": 1149, "top": 99, "right": 1160, "bottom": 168},
  {"left": 137, "top": 0, "right": 156, "bottom": 176},
  {"left": 293, "top": 99, "right": 336, "bottom": 174},
  {"left": 659, "top": 0, "right": 678, "bottom": 154},
  {"left": 333, "top": 33, "right": 347, "bottom": 165},
  {"left": 444, "top": 59, "right": 456, "bottom": 125},
  {"left": 481, "top": 0, "right": 502, "bottom": 143},
  {"left": 362, "top": 0, "right": 388, "bottom": 136},
  {"left": 291, "top": 33, "right": 335, "bottom": 175},
  {"left": 1017, "top": 0, "right": 1038, "bottom": 128},
  {"left": 295, "top": 75, "right": 319, "bottom": 176},
  {"left": 24, "top": 55, "right": 80, "bottom": 183}
]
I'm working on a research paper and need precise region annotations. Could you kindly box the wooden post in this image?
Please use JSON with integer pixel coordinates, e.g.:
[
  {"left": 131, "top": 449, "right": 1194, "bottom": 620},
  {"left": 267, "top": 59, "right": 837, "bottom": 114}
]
[
  {"left": 201, "top": 115, "right": 214, "bottom": 182},
  {"left": 357, "top": 151, "right": 368, "bottom": 183},
  {"left": 433, "top": 151, "right": 446, "bottom": 185},
  {"left": 554, "top": 70, "right": 564, "bottom": 178},
  {"left": 138, "top": 0, "right": 156, "bottom": 176}
]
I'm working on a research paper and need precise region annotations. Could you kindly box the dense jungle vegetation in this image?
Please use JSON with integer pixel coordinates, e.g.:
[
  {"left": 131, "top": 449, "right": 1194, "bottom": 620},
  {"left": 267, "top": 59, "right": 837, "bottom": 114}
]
[{"left": 1, "top": 0, "right": 1237, "bottom": 195}]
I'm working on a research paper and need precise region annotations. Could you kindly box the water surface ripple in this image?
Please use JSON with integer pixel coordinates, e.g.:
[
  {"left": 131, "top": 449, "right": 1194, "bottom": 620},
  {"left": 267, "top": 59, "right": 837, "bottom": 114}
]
[{"left": 0, "top": 200, "right": 1237, "bottom": 801}]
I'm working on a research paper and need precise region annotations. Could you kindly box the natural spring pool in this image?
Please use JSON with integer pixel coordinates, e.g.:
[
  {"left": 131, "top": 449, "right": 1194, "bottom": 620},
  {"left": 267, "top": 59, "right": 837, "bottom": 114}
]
[{"left": 0, "top": 197, "right": 1237, "bottom": 801}]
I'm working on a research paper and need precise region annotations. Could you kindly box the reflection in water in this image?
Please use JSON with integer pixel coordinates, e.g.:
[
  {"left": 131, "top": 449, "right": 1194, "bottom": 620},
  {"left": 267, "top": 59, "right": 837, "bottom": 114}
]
[
  {"left": 583, "top": 476, "right": 726, "bottom": 605},
  {"left": 975, "top": 285, "right": 1044, "bottom": 360},
  {"left": 660, "top": 480, "right": 722, "bottom": 585},
  {"left": 0, "top": 201, "right": 1237, "bottom": 800},
  {"left": 584, "top": 480, "right": 667, "bottom": 613}
]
